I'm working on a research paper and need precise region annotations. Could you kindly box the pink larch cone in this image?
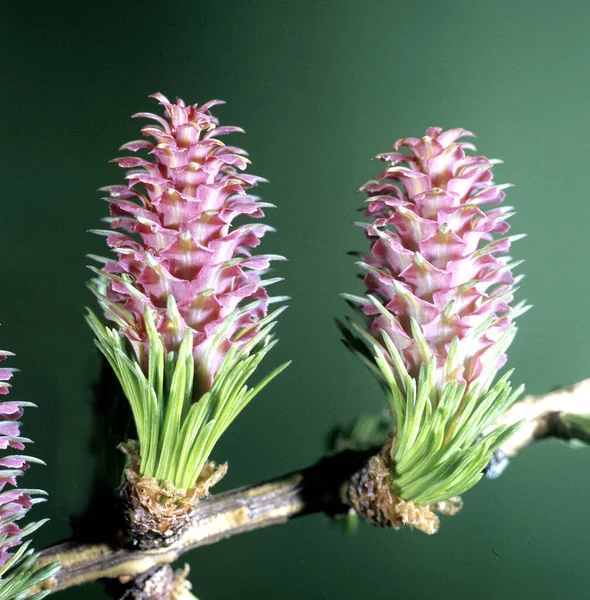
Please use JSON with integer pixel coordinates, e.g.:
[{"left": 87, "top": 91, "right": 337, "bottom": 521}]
[
  {"left": 357, "top": 127, "right": 526, "bottom": 394},
  {"left": 89, "top": 94, "right": 288, "bottom": 548},
  {"left": 0, "top": 351, "right": 38, "bottom": 567},
  {"left": 343, "top": 127, "right": 527, "bottom": 524},
  {"left": 94, "top": 93, "right": 284, "bottom": 395}
]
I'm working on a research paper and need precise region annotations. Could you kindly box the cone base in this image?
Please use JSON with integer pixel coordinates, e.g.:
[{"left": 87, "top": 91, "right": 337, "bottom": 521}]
[
  {"left": 119, "top": 441, "right": 227, "bottom": 549},
  {"left": 343, "top": 443, "right": 462, "bottom": 534}
]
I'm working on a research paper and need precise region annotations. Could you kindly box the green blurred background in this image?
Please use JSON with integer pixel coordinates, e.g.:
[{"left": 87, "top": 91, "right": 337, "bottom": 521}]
[{"left": 1, "top": 1, "right": 590, "bottom": 598}]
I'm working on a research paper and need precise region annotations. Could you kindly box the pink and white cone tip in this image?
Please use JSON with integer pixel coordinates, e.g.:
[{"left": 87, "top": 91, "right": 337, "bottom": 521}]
[
  {"left": 353, "top": 127, "right": 528, "bottom": 394},
  {"left": 93, "top": 93, "right": 285, "bottom": 394},
  {"left": 0, "top": 351, "right": 42, "bottom": 568}
]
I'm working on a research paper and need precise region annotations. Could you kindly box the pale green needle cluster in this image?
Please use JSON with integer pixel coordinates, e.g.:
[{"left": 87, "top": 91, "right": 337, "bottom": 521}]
[{"left": 87, "top": 307, "right": 289, "bottom": 492}]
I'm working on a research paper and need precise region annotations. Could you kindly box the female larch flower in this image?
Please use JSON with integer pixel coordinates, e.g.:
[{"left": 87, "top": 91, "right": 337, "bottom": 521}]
[
  {"left": 344, "top": 127, "right": 526, "bottom": 530},
  {"left": 0, "top": 350, "right": 56, "bottom": 599},
  {"left": 0, "top": 350, "right": 32, "bottom": 569},
  {"left": 94, "top": 92, "right": 284, "bottom": 395},
  {"left": 88, "top": 93, "right": 288, "bottom": 546}
]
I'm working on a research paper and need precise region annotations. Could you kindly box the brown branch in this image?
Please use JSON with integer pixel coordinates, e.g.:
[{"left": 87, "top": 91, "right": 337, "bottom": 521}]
[
  {"left": 35, "top": 449, "right": 372, "bottom": 594},
  {"left": 34, "top": 378, "right": 590, "bottom": 595},
  {"left": 486, "top": 377, "right": 590, "bottom": 456}
]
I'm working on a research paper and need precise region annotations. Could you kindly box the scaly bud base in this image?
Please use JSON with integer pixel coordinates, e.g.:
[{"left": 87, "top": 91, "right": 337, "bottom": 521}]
[
  {"left": 342, "top": 440, "right": 463, "bottom": 535},
  {"left": 119, "top": 442, "right": 227, "bottom": 549}
]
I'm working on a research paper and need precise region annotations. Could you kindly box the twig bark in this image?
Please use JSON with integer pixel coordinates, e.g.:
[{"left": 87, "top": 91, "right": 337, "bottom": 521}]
[
  {"left": 486, "top": 377, "right": 590, "bottom": 455},
  {"left": 34, "top": 378, "right": 590, "bottom": 594},
  {"left": 36, "top": 449, "right": 372, "bottom": 593}
]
